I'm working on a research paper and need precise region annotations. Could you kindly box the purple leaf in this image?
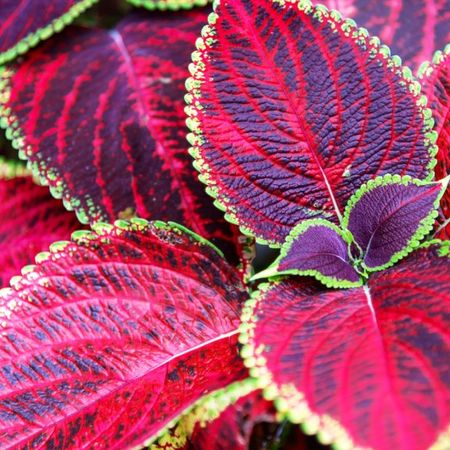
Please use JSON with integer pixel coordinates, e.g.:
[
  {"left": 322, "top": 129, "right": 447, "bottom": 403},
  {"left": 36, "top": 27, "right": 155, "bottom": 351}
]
[
  {"left": 343, "top": 175, "right": 447, "bottom": 271},
  {"left": 254, "top": 219, "right": 361, "bottom": 289},
  {"left": 186, "top": 0, "right": 436, "bottom": 245}
]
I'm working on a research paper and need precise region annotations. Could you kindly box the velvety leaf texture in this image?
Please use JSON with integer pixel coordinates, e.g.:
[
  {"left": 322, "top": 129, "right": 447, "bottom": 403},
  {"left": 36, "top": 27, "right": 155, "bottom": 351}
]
[
  {"left": 0, "top": 9, "right": 243, "bottom": 264},
  {"left": 0, "top": 220, "right": 248, "bottom": 449},
  {"left": 261, "top": 220, "right": 360, "bottom": 288},
  {"left": 186, "top": 0, "right": 435, "bottom": 245},
  {"left": 317, "top": 0, "right": 450, "bottom": 71},
  {"left": 189, "top": 389, "right": 275, "bottom": 450},
  {"left": 0, "top": 165, "right": 80, "bottom": 289},
  {"left": 419, "top": 47, "right": 450, "bottom": 239},
  {"left": 0, "top": 0, "right": 98, "bottom": 65},
  {"left": 343, "top": 176, "right": 444, "bottom": 270},
  {"left": 240, "top": 245, "right": 450, "bottom": 450}
]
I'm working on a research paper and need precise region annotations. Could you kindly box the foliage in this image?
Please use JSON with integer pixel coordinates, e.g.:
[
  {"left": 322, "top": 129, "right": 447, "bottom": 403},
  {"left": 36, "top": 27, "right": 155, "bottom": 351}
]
[{"left": 0, "top": 0, "right": 449, "bottom": 449}]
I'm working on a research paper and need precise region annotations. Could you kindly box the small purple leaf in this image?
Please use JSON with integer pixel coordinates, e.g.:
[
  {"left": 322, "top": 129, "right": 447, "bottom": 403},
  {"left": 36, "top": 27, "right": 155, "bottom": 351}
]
[
  {"left": 343, "top": 175, "right": 447, "bottom": 271},
  {"left": 253, "top": 220, "right": 361, "bottom": 288}
]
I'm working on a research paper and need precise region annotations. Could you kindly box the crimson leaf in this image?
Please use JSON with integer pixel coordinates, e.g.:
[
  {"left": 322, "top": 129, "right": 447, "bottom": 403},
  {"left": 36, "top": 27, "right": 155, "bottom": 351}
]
[
  {"left": 0, "top": 219, "right": 247, "bottom": 449},
  {"left": 240, "top": 244, "right": 450, "bottom": 450},
  {"left": 0, "top": 160, "right": 80, "bottom": 289},
  {"left": 419, "top": 46, "right": 450, "bottom": 239},
  {"left": 343, "top": 175, "right": 446, "bottom": 271},
  {"left": 316, "top": 0, "right": 450, "bottom": 71},
  {"left": 253, "top": 219, "right": 361, "bottom": 289},
  {"left": 186, "top": 0, "right": 436, "bottom": 246},
  {"left": 0, "top": 0, "right": 98, "bottom": 65},
  {"left": 0, "top": 9, "right": 244, "bottom": 264}
]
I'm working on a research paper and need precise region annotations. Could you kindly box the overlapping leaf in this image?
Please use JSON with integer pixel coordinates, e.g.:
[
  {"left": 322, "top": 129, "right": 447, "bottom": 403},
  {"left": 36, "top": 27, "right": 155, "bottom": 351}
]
[
  {"left": 0, "top": 160, "right": 80, "bottom": 288},
  {"left": 0, "top": 219, "right": 248, "bottom": 449},
  {"left": 186, "top": 0, "right": 436, "bottom": 245},
  {"left": 240, "top": 244, "right": 450, "bottom": 450},
  {"left": 0, "top": 0, "right": 98, "bottom": 65},
  {"left": 0, "top": 9, "right": 245, "bottom": 264},
  {"left": 127, "top": 0, "right": 209, "bottom": 10},
  {"left": 317, "top": 0, "right": 450, "bottom": 71},
  {"left": 419, "top": 47, "right": 450, "bottom": 239}
]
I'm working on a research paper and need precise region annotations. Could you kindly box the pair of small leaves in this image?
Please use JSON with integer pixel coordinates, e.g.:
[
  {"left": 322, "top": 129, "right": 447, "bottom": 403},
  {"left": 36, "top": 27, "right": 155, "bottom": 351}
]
[
  {"left": 419, "top": 47, "right": 450, "bottom": 239},
  {"left": 258, "top": 175, "right": 447, "bottom": 288},
  {"left": 240, "top": 243, "right": 450, "bottom": 450},
  {"left": 186, "top": 0, "right": 437, "bottom": 247},
  {"left": 0, "top": 220, "right": 248, "bottom": 449}
]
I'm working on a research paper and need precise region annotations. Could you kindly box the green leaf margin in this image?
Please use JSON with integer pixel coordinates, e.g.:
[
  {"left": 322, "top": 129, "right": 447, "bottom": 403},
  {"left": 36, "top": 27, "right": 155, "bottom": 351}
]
[
  {"left": 252, "top": 218, "right": 362, "bottom": 289},
  {"left": 342, "top": 174, "right": 448, "bottom": 273},
  {"left": 127, "top": 0, "right": 209, "bottom": 11},
  {"left": 0, "top": 0, "right": 99, "bottom": 66},
  {"left": 184, "top": 0, "right": 438, "bottom": 248}
]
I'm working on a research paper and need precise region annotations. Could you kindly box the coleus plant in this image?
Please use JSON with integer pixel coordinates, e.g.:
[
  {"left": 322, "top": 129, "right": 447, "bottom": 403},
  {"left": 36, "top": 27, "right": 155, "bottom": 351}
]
[{"left": 0, "top": 0, "right": 448, "bottom": 450}]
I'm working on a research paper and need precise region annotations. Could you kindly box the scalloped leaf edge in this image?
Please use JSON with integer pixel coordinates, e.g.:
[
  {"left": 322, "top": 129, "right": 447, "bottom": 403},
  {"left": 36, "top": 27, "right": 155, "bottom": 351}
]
[
  {"left": 127, "top": 0, "right": 210, "bottom": 11},
  {"left": 0, "top": 157, "right": 29, "bottom": 179},
  {"left": 251, "top": 218, "right": 362, "bottom": 289},
  {"left": 417, "top": 43, "right": 450, "bottom": 79},
  {"left": 342, "top": 174, "right": 448, "bottom": 272},
  {"left": 184, "top": 0, "right": 438, "bottom": 248},
  {"left": 0, "top": 0, "right": 99, "bottom": 65}
]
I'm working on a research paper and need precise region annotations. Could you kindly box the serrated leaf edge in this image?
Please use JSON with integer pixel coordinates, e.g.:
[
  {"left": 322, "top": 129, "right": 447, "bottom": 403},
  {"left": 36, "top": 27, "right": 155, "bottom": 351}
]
[
  {"left": 0, "top": 0, "right": 99, "bottom": 66},
  {"left": 127, "top": 0, "right": 209, "bottom": 11},
  {"left": 342, "top": 174, "right": 447, "bottom": 272},
  {"left": 184, "top": 0, "right": 438, "bottom": 248}
]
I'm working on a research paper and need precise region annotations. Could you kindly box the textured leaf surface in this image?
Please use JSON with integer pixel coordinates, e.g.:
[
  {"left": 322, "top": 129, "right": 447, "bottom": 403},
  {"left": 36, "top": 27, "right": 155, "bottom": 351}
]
[
  {"left": 317, "top": 0, "right": 450, "bottom": 71},
  {"left": 255, "top": 220, "right": 360, "bottom": 288},
  {"left": 0, "top": 220, "right": 247, "bottom": 449},
  {"left": 343, "top": 175, "right": 445, "bottom": 270},
  {"left": 0, "top": 0, "right": 98, "bottom": 65},
  {"left": 189, "top": 388, "right": 275, "bottom": 450},
  {"left": 0, "top": 9, "right": 243, "bottom": 264},
  {"left": 0, "top": 162, "right": 80, "bottom": 288},
  {"left": 127, "top": 0, "right": 209, "bottom": 10},
  {"left": 240, "top": 244, "right": 450, "bottom": 450},
  {"left": 186, "top": 0, "right": 435, "bottom": 245},
  {"left": 419, "top": 47, "right": 450, "bottom": 239}
]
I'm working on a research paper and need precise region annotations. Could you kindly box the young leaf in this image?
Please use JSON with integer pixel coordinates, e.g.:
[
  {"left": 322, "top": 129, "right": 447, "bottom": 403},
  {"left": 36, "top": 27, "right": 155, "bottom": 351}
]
[
  {"left": 0, "top": 160, "right": 80, "bottom": 288},
  {"left": 253, "top": 219, "right": 361, "bottom": 289},
  {"left": 316, "top": 0, "right": 450, "bottom": 71},
  {"left": 240, "top": 244, "right": 450, "bottom": 450},
  {"left": 0, "top": 219, "right": 248, "bottom": 449},
  {"left": 343, "top": 175, "right": 447, "bottom": 271},
  {"left": 127, "top": 0, "right": 209, "bottom": 10},
  {"left": 0, "top": 0, "right": 98, "bottom": 65},
  {"left": 0, "top": 10, "right": 243, "bottom": 265},
  {"left": 419, "top": 46, "right": 450, "bottom": 239},
  {"left": 186, "top": 0, "right": 436, "bottom": 246}
]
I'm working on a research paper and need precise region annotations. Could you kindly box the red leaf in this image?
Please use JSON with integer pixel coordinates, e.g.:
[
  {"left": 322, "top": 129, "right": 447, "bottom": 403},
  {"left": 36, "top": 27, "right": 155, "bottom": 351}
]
[
  {"left": 0, "top": 9, "right": 245, "bottom": 265},
  {"left": 186, "top": 0, "right": 436, "bottom": 245},
  {"left": 0, "top": 161, "right": 80, "bottom": 288},
  {"left": 0, "top": 0, "right": 98, "bottom": 65},
  {"left": 316, "top": 0, "right": 450, "bottom": 71},
  {"left": 419, "top": 47, "right": 450, "bottom": 239},
  {"left": 240, "top": 244, "right": 450, "bottom": 450},
  {"left": 0, "top": 220, "right": 248, "bottom": 449}
]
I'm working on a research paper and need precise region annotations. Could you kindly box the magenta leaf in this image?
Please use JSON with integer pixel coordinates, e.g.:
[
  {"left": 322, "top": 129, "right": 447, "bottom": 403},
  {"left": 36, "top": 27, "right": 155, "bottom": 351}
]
[
  {"left": 343, "top": 175, "right": 447, "bottom": 271},
  {"left": 0, "top": 219, "right": 248, "bottom": 449},
  {"left": 0, "top": 9, "right": 244, "bottom": 265},
  {"left": 186, "top": 0, "right": 436, "bottom": 246},
  {"left": 316, "top": 0, "right": 450, "bottom": 71},
  {"left": 0, "top": 160, "right": 80, "bottom": 288},
  {"left": 240, "top": 243, "right": 450, "bottom": 450},
  {"left": 0, "top": 0, "right": 98, "bottom": 65},
  {"left": 419, "top": 46, "right": 450, "bottom": 239},
  {"left": 253, "top": 219, "right": 361, "bottom": 289}
]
